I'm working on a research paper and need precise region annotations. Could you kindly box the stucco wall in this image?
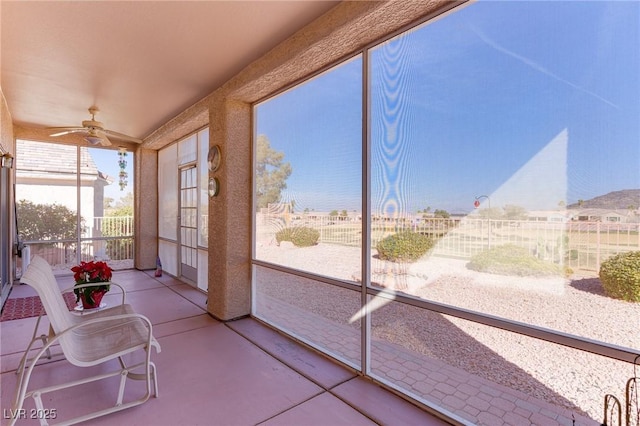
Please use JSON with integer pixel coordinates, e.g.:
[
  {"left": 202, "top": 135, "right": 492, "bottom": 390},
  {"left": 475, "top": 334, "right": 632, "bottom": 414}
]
[
  {"left": 14, "top": 183, "right": 96, "bottom": 231},
  {"left": 134, "top": 148, "right": 158, "bottom": 269}
]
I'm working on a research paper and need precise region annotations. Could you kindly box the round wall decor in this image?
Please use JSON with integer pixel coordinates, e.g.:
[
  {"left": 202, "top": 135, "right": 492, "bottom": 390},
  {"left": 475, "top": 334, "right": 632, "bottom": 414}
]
[
  {"left": 208, "top": 177, "right": 220, "bottom": 197},
  {"left": 208, "top": 145, "right": 222, "bottom": 172}
]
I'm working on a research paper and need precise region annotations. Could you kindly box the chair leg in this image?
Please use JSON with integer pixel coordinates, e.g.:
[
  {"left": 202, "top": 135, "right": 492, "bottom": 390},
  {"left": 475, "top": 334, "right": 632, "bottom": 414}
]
[
  {"left": 9, "top": 346, "right": 45, "bottom": 426},
  {"left": 122, "top": 363, "right": 158, "bottom": 397},
  {"left": 32, "top": 391, "right": 50, "bottom": 426},
  {"left": 116, "top": 369, "right": 128, "bottom": 406},
  {"left": 16, "top": 334, "right": 50, "bottom": 376},
  {"left": 151, "top": 361, "right": 159, "bottom": 397}
]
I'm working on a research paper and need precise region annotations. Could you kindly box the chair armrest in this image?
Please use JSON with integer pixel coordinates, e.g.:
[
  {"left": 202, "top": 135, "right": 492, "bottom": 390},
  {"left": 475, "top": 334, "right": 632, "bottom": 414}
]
[
  {"left": 62, "top": 282, "right": 127, "bottom": 305},
  {"left": 66, "top": 312, "right": 152, "bottom": 333}
]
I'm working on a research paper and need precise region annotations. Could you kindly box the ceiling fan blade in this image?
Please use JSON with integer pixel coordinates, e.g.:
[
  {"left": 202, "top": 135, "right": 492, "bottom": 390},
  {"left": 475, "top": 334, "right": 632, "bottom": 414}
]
[
  {"left": 49, "top": 127, "right": 86, "bottom": 137},
  {"left": 95, "top": 131, "right": 112, "bottom": 146},
  {"left": 47, "top": 107, "right": 139, "bottom": 145},
  {"left": 104, "top": 129, "right": 142, "bottom": 144}
]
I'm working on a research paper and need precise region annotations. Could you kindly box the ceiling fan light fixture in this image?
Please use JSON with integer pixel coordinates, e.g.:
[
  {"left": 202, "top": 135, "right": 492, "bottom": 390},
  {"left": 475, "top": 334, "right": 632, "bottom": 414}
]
[
  {"left": 85, "top": 136, "right": 103, "bottom": 145},
  {"left": 1, "top": 153, "right": 14, "bottom": 169}
]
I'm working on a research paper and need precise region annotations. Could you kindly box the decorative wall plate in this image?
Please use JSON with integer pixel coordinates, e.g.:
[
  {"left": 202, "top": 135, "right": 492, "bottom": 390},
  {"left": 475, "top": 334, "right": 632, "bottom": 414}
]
[{"left": 208, "top": 145, "right": 221, "bottom": 172}]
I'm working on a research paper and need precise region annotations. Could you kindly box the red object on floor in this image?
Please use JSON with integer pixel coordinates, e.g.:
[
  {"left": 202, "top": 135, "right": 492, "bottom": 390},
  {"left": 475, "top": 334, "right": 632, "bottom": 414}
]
[
  {"left": 155, "top": 256, "right": 163, "bottom": 277},
  {"left": 0, "top": 292, "right": 77, "bottom": 322}
]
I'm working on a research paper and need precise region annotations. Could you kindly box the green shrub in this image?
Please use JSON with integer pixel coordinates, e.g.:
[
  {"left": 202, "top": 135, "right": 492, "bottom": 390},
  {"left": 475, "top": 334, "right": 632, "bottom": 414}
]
[
  {"left": 467, "top": 244, "right": 563, "bottom": 277},
  {"left": 599, "top": 251, "right": 640, "bottom": 302},
  {"left": 376, "top": 231, "right": 433, "bottom": 262},
  {"left": 276, "top": 226, "right": 320, "bottom": 247},
  {"left": 567, "top": 249, "right": 579, "bottom": 261}
]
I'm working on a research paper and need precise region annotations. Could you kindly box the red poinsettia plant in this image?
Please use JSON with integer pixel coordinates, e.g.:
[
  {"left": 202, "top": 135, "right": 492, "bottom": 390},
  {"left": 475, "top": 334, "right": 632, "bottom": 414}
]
[{"left": 71, "top": 260, "right": 113, "bottom": 306}]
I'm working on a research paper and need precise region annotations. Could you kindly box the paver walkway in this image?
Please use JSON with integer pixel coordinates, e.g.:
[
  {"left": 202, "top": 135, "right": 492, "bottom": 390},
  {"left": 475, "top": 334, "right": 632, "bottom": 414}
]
[{"left": 256, "top": 292, "right": 598, "bottom": 426}]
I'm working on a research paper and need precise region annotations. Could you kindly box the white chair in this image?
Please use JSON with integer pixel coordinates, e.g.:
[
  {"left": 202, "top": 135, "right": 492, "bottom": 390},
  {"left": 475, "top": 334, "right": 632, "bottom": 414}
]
[{"left": 10, "top": 255, "right": 161, "bottom": 426}]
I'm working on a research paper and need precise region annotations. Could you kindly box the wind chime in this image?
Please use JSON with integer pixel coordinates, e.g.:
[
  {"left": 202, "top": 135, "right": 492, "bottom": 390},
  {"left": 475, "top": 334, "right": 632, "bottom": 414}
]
[{"left": 118, "top": 148, "right": 128, "bottom": 191}]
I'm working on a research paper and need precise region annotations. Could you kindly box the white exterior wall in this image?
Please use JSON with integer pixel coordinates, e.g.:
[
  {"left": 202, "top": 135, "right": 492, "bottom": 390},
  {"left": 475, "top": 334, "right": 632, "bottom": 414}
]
[{"left": 16, "top": 178, "right": 97, "bottom": 237}]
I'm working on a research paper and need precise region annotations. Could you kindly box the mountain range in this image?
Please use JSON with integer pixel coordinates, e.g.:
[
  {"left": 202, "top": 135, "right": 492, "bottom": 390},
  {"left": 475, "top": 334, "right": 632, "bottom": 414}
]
[{"left": 567, "top": 189, "right": 640, "bottom": 210}]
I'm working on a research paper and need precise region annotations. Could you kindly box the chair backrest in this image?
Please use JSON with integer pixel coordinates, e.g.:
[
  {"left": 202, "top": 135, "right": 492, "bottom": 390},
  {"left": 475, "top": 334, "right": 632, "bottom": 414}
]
[{"left": 20, "top": 255, "right": 75, "bottom": 334}]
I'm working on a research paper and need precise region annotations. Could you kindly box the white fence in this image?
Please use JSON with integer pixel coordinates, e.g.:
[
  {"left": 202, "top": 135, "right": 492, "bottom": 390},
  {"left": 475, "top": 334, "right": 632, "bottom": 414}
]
[
  {"left": 21, "top": 216, "right": 134, "bottom": 273},
  {"left": 86, "top": 216, "right": 134, "bottom": 239},
  {"left": 257, "top": 213, "right": 640, "bottom": 273}
]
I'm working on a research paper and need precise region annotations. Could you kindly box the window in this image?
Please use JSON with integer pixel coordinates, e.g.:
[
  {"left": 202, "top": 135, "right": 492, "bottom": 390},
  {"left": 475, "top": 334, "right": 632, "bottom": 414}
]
[
  {"left": 369, "top": 0, "right": 639, "bottom": 347},
  {"left": 254, "top": 56, "right": 363, "bottom": 366},
  {"left": 16, "top": 140, "right": 135, "bottom": 270},
  {"left": 254, "top": 56, "right": 363, "bottom": 282},
  {"left": 253, "top": 1, "right": 640, "bottom": 423}
]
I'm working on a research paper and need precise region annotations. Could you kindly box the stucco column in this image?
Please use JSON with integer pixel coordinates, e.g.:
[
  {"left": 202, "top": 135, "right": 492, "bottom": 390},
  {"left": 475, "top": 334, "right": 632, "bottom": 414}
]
[
  {"left": 207, "top": 98, "right": 252, "bottom": 320},
  {"left": 134, "top": 147, "right": 158, "bottom": 270}
]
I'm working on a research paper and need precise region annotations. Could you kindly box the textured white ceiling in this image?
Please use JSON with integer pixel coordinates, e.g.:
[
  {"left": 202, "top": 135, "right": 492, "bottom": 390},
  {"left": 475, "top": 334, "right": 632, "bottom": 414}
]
[{"left": 1, "top": 1, "right": 339, "bottom": 140}]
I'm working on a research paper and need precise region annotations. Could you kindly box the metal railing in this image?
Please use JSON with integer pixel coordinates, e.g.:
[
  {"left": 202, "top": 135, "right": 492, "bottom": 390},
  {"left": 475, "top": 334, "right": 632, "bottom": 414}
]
[
  {"left": 258, "top": 214, "right": 640, "bottom": 273},
  {"left": 20, "top": 216, "right": 135, "bottom": 274},
  {"left": 85, "top": 216, "right": 134, "bottom": 239}
]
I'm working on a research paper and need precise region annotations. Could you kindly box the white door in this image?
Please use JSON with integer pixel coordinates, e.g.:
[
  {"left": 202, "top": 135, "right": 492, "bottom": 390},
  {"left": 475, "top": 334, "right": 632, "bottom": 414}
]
[{"left": 179, "top": 166, "right": 198, "bottom": 283}]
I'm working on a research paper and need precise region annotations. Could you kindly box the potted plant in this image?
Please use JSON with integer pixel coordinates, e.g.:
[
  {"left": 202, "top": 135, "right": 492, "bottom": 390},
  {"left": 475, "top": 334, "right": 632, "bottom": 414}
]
[{"left": 71, "top": 260, "right": 113, "bottom": 309}]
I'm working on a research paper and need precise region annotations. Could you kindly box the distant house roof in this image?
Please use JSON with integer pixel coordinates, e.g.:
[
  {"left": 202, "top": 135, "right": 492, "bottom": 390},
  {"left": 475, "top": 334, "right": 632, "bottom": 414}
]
[
  {"left": 575, "top": 208, "right": 632, "bottom": 217},
  {"left": 16, "top": 140, "right": 102, "bottom": 181}
]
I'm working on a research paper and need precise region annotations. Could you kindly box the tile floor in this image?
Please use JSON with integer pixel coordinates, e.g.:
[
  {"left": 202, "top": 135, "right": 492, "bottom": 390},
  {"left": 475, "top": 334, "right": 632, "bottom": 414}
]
[{"left": 0, "top": 269, "right": 450, "bottom": 425}]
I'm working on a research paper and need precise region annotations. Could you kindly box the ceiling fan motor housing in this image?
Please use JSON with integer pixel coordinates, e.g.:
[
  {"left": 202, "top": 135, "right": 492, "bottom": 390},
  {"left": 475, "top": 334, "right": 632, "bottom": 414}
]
[{"left": 82, "top": 120, "right": 104, "bottom": 130}]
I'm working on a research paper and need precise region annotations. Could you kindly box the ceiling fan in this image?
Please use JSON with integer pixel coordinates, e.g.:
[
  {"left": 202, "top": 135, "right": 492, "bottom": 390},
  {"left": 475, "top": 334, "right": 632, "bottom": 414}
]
[{"left": 48, "top": 106, "right": 142, "bottom": 146}]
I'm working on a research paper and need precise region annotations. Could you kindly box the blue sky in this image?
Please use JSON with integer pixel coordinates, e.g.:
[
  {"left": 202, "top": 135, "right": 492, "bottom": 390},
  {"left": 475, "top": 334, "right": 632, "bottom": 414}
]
[
  {"left": 257, "top": 1, "right": 639, "bottom": 215},
  {"left": 89, "top": 148, "right": 134, "bottom": 203}
]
